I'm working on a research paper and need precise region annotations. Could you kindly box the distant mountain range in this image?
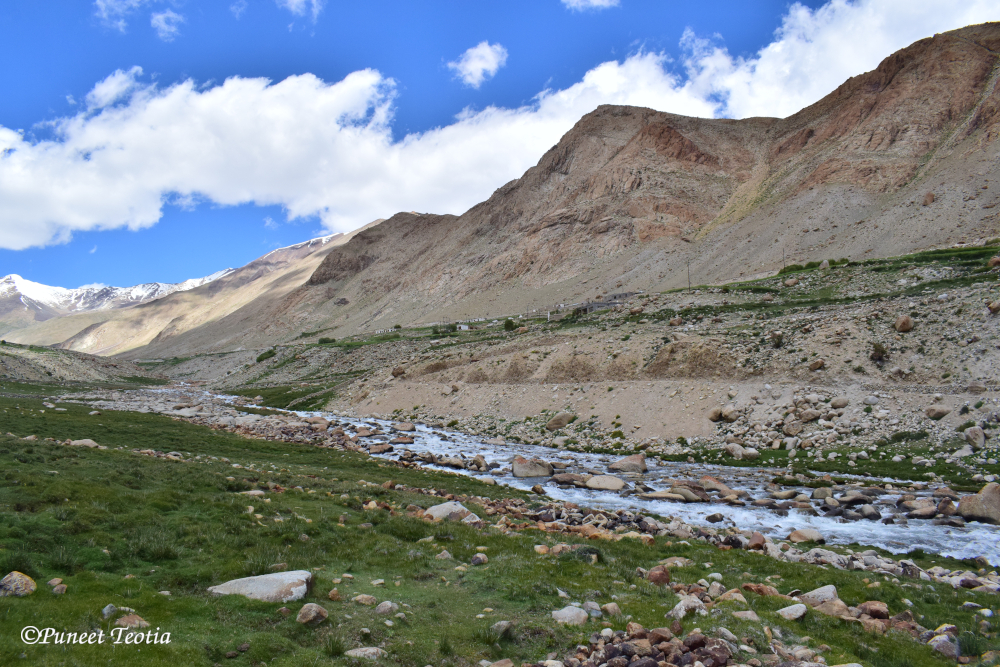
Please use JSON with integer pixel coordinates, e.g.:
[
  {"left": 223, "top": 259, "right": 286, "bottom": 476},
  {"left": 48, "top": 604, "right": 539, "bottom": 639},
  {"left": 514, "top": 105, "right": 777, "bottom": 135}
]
[
  {"left": 3, "top": 227, "right": 380, "bottom": 355},
  {"left": 0, "top": 270, "right": 232, "bottom": 337}
]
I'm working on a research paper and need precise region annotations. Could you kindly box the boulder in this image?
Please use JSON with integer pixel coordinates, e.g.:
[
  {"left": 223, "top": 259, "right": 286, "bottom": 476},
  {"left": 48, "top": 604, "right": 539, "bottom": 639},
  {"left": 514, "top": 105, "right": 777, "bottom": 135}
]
[
  {"left": 601, "top": 602, "right": 622, "bottom": 617},
  {"left": 723, "top": 444, "right": 746, "bottom": 460},
  {"left": 344, "top": 647, "right": 388, "bottom": 660},
  {"left": 732, "top": 610, "right": 760, "bottom": 622},
  {"left": 586, "top": 475, "right": 625, "bottom": 491},
  {"left": 609, "top": 454, "right": 647, "bottom": 474},
  {"left": 957, "top": 483, "right": 1000, "bottom": 524},
  {"left": 392, "top": 422, "right": 415, "bottom": 431},
  {"left": 669, "top": 595, "right": 707, "bottom": 620},
  {"left": 809, "top": 359, "right": 825, "bottom": 371},
  {"left": 375, "top": 601, "right": 399, "bottom": 614},
  {"left": 965, "top": 426, "right": 986, "bottom": 450},
  {"left": 799, "top": 585, "right": 838, "bottom": 606},
  {"left": 926, "top": 406, "right": 951, "bottom": 420},
  {"left": 69, "top": 439, "right": 100, "bottom": 448},
  {"left": 894, "top": 315, "right": 913, "bottom": 332},
  {"left": 207, "top": 571, "right": 312, "bottom": 603},
  {"left": 783, "top": 421, "right": 804, "bottom": 436},
  {"left": 552, "top": 606, "right": 589, "bottom": 625},
  {"left": 512, "top": 456, "right": 553, "bottom": 477},
  {"left": 857, "top": 601, "right": 889, "bottom": 619},
  {"left": 830, "top": 397, "right": 849, "bottom": 409},
  {"left": 707, "top": 407, "right": 723, "bottom": 422},
  {"left": 646, "top": 565, "right": 671, "bottom": 585},
  {"left": 424, "top": 501, "right": 471, "bottom": 521},
  {"left": 800, "top": 409, "right": 822, "bottom": 422},
  {"left": 787, "top": 528, "right": 824, "bottom": 544},
  {"left": 814, "top": 598, "right": 851, "bottom": 617},
  {"left": 471, "top": 554, "right": 489, "bottom": 566},
  {"left": 353, "top": 594, "right": 378, "bottom": 605},
  {"left": 777, "top": 604, "right": 808, "bottom": 620},
  {"left": 545, "top": 412, "right": 575, "bottom": 431},
  {"left": 721, "top": 406, "right": 740, "bottom": 422},
  {"left": 296, "top": 603, "right": 328, "bottom": 625},
  {"left": 0, "top": 571, "right": 36, "bottom": 597}
]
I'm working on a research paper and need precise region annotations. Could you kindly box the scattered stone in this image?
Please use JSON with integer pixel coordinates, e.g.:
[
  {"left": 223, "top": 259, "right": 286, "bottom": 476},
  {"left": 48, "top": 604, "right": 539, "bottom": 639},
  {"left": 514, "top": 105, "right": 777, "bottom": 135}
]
[
  {"left": 51, "top": 584, "right": 67, "bottom": 595},
  {"left": 353, "top": 594, "right": 378, "bottom": 605},
  {"left": 114, "top": 614, "right": 149, "bottom": 628},
  {"left": 296, "top": 603, "right": 328, "bottom": 625},
  {"left": 344, "top": 647, "right": 388, "bottom": 660},
  {"left": 471, "top": 553, "right": 489, "bottom": 566},
  {"left": 894, "top": 315, "right": 913, "bottom": 332}
]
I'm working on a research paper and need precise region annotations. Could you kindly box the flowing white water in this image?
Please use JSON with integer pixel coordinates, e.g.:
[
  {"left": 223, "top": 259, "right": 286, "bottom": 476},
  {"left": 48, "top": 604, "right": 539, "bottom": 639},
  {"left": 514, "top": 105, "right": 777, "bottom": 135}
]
[{"left": 285, "top": 410, "right": 1000, "bottom": 566}]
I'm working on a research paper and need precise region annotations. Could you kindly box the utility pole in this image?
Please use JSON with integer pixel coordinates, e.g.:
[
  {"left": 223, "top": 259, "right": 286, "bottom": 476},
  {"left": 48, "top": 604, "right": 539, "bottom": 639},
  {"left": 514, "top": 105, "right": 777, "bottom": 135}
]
[
  {"left": 687, "top": 261, "right": 691, "bottom": 291},
  {"left": 782, "top": 247, "right": 786, "bottom": 270}
]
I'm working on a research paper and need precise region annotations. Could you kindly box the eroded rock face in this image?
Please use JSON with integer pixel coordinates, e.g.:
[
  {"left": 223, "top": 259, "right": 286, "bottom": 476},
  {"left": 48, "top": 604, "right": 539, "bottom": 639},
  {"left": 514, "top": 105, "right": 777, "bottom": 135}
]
[
  {"left": 207, "top": 571, "right": 312, "bottom": 603},
  {"left": 958, "top": 482, "right": 1000, "bottom": 524}
]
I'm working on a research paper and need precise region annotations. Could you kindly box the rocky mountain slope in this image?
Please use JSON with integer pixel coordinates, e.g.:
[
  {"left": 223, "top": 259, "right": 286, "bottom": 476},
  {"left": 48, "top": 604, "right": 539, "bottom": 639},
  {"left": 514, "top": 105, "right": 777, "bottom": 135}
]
[
  {"left": 249, "top": 23, "right": 999, "bottom": 348},
  {"left": 0, "top": 270, "right": 231, "bottom": 338},
  {"left": 7, "top": 225, "right": 380, "bottom": 357}
]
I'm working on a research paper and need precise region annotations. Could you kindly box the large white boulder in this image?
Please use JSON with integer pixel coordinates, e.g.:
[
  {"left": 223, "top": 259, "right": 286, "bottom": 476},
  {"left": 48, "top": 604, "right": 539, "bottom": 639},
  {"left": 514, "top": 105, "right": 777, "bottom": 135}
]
[{"left": 207, "top": 571, "right": 312, "bottom": 603}]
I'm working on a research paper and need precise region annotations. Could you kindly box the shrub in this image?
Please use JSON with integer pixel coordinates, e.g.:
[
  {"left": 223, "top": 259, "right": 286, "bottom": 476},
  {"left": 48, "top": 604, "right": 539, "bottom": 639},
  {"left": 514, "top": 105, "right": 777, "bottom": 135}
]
[
  {"left": 323, "top": 635, "right": 346, "bottom": 657},
  {"left": 256, "top": 349, "right": 276, "bottom": 363},
  {"left": 394, "top": 324, "right": 402, "bottom": 329},
  {"left": 870, "top": 342, "right": 889, "bottom": 363},
  {"left": 318, "top": 337, "right": 336, "bottom": 345},
  {"left": 503, "top": 318, "right": 516, "bottom": 331}
]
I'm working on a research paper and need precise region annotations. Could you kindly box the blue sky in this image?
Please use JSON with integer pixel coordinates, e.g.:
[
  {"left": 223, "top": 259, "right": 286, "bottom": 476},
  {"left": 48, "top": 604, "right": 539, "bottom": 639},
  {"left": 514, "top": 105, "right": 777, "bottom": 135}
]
[{"left": 0, "top": 0, "right": 997, "bottom": 288}]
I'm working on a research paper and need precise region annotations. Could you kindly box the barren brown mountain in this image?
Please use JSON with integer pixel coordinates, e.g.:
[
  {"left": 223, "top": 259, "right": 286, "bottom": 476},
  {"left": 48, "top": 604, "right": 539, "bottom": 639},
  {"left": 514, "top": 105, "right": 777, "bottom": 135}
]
[{"left": 20, "top": 23, "right": 1000, "bottom": 358}]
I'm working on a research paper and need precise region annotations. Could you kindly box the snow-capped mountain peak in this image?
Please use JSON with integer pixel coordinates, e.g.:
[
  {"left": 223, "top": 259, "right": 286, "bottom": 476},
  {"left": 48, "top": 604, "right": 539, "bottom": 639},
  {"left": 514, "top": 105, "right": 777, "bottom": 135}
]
[{"left": 0, "top": 269, "right": 234, "bottom": 314}]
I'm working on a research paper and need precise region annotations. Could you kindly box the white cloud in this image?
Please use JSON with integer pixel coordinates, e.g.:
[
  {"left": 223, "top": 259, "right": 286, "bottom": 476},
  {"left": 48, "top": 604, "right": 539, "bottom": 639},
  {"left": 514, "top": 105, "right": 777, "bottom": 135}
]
[
  {"left": 230, "top": 0, "right": 248, "bottom": 19},
  {"left": 276, "top": 0, "right": 324, "bottom": 21},
  {"left": 89, "top": 246, "right": 98, "bottom": 254},
  {"left": 78, "top": 282, "right": 106, "bottom": 288},
  {"left": 4, "top": 0, "right": 999, "bottom": 251},
  {"left": 448, "top": 42, "right": 509, "bottom": 88},
  {"left": 562, "top": 0, "right": 620, "bottom": 10},
  {"left": 151, "top": 9, "right": 184, "bottom": 41},
  {"left": 683, "top": 0, "right": 1000, "bottom": 119},
  {"left": 85, "top": 66, "right": 144, "bottom": 109},
  {"left": 94, "top": 0, "right": 158, "bottom": 32}
]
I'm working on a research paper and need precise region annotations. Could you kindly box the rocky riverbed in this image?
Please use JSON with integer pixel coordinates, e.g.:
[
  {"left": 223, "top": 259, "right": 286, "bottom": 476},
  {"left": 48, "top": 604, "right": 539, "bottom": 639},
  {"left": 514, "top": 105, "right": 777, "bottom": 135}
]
[{"left": 43, "top": 386, "right": 1000, "bottom": 565}]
